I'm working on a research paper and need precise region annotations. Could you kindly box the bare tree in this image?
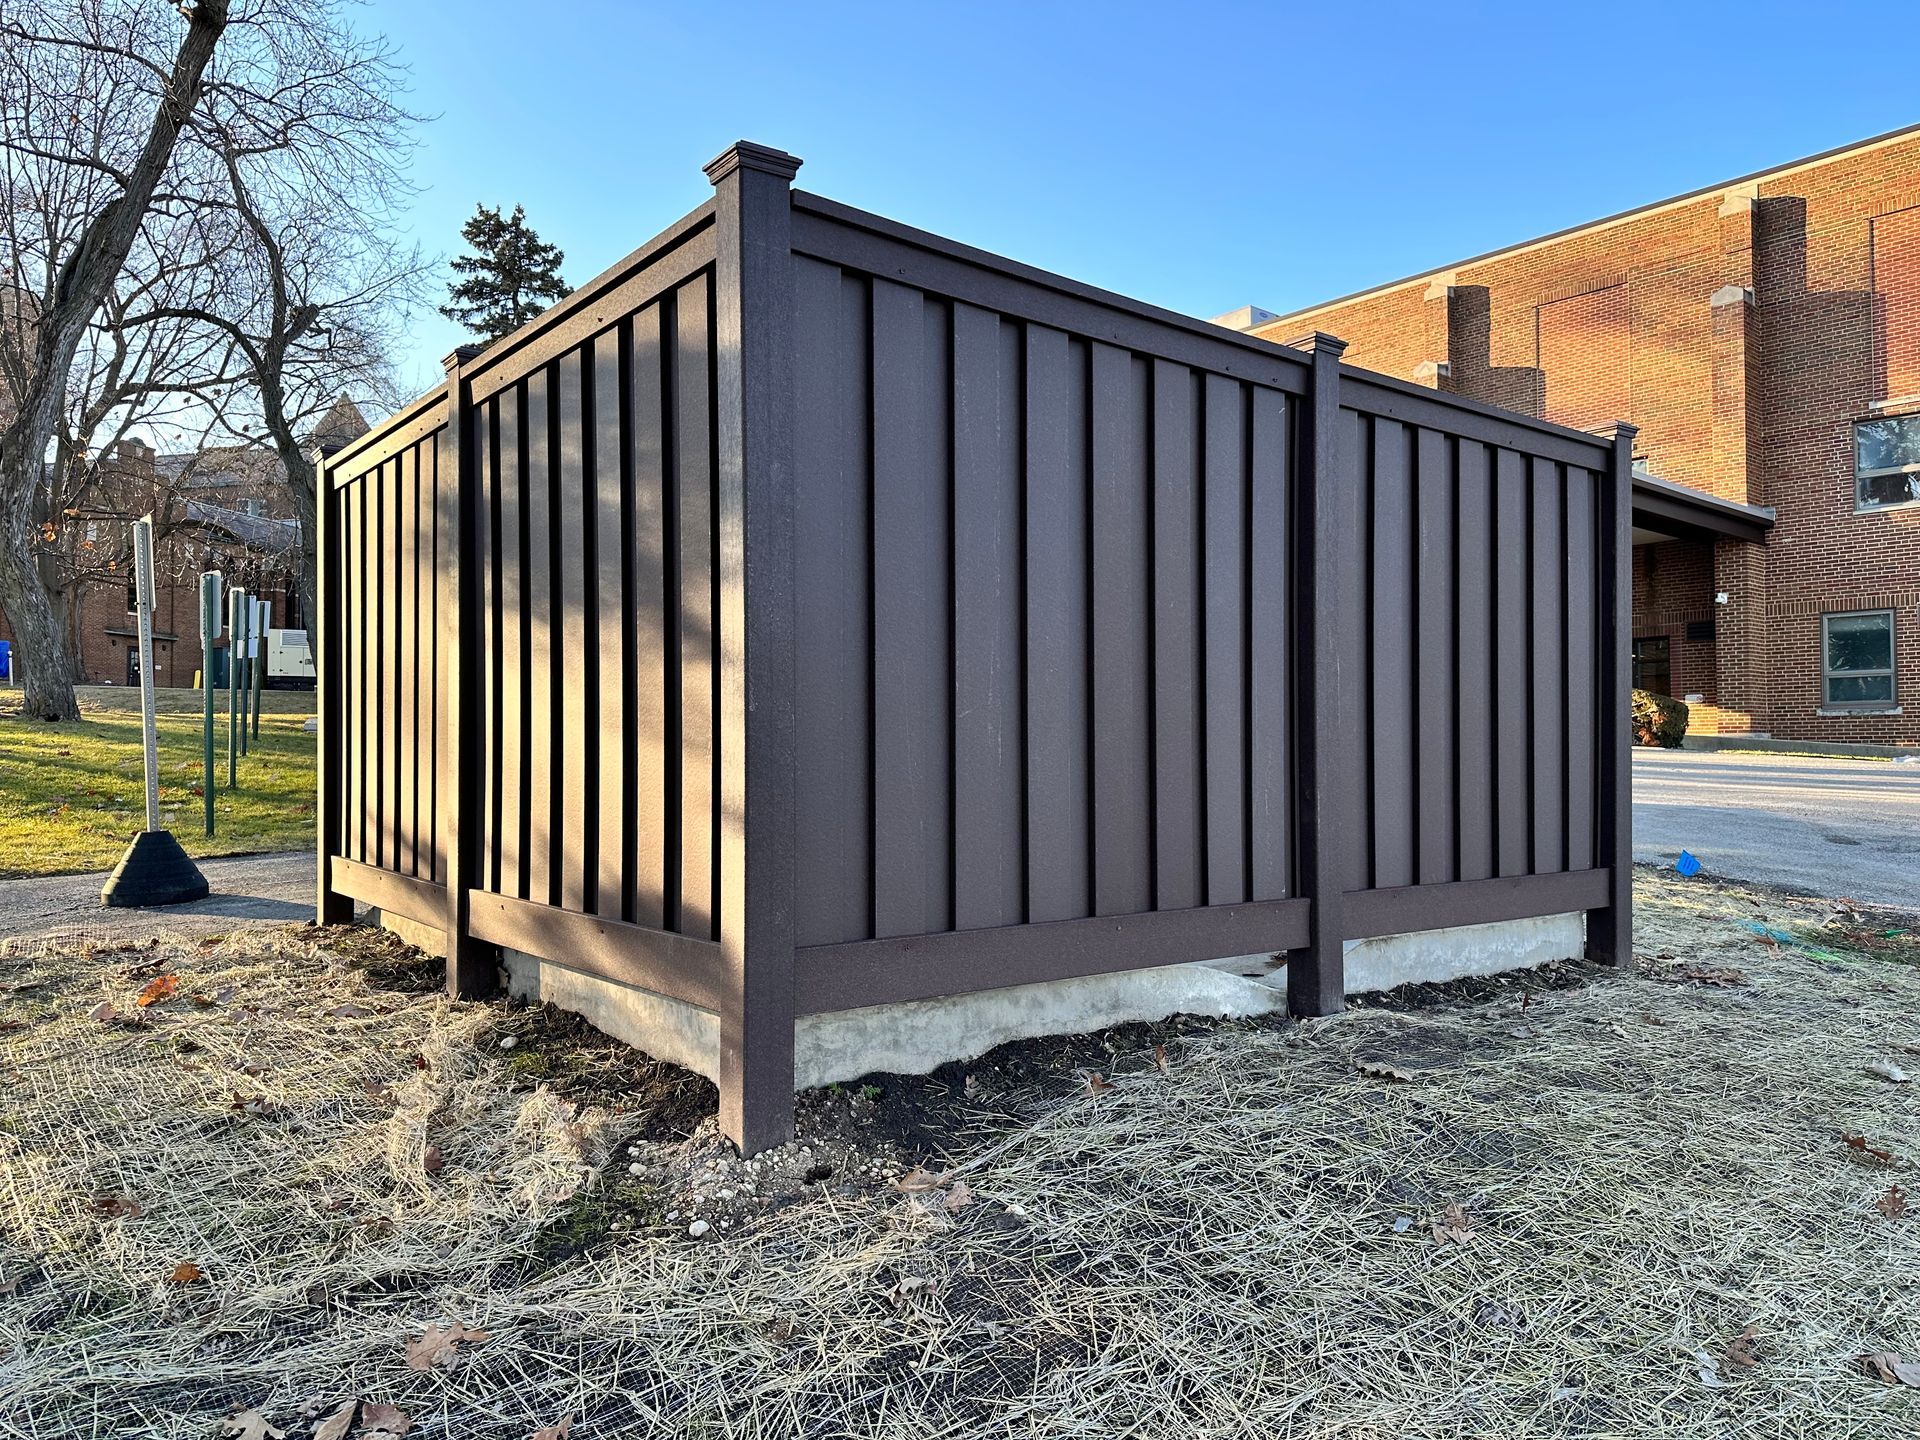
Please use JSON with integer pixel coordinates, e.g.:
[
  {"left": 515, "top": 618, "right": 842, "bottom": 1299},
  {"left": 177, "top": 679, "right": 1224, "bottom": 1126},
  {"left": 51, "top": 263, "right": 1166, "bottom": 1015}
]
[
  {"left": 176, "top": 18, "right": 427, "bottom": 657},
  {"left": 0, "top": 0, "right": 230, "bottom": 720},
  {"left": 0, "top": 0, "right": 419, "bottom": 720}
]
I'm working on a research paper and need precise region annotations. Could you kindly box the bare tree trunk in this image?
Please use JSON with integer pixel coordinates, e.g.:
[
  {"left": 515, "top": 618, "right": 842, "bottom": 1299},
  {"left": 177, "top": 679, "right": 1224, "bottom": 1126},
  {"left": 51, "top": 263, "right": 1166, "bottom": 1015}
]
[
  {"left": 286, "top": 447, "right": 319, "bottom": 662},
  {"left": 0, "top": 1, "right": 228, "bottom": 722}
]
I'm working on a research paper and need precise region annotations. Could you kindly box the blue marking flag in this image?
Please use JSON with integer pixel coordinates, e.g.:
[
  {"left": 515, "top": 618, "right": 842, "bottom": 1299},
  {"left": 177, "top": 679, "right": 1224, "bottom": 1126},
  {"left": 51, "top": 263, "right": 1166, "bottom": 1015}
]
[{"left": 1675, "top": 850, "right": 1702, "bottom": 878}]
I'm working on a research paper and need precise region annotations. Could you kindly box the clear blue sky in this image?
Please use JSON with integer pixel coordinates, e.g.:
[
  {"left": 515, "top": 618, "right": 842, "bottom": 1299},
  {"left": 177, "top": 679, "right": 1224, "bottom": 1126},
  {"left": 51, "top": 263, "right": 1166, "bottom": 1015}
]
[{"left": 376, "top": 0, "right": 1916, "bottom": 397}]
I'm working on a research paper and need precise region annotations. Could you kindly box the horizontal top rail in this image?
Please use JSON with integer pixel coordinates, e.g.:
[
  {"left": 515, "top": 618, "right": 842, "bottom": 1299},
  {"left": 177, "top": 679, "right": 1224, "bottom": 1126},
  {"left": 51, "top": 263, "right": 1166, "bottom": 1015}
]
[
  {"left": 793, "top": 191, "right": 1311, "bottom": 392},
  {"left": 1336, "top": 360, "right": 1620, "bottom": 462},
  {"left": 326, "top": 383, "right": 447, "bottom": 480},
  {"left": 1340, "top": 372, "right": 1614, "bottom": 468},
  {"left": 464, "top": 202, "right": 716, "bottom": 402}
]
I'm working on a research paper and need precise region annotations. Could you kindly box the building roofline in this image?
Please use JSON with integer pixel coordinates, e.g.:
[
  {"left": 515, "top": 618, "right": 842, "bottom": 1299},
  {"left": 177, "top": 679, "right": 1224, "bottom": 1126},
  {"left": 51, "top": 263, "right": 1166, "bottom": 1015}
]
[{"left": 1248, "top": 121, "right": 1920, "bottom": 331}]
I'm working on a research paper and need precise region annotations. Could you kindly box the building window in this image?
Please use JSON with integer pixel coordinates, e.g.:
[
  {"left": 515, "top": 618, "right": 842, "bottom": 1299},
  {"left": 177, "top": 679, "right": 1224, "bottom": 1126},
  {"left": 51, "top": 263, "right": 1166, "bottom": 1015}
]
[
  {"left": 125, "top": 582, "right": 138, "bottom": 613},
  {"left": 1855, "top": 415, "right": 1920, "bottom": 510},
  {"left": 1822, "top": 610, "right": 1896, "bottom": 708},
  {"left": 1632, "top": 636, "right": 1671, "bottom": 697}
]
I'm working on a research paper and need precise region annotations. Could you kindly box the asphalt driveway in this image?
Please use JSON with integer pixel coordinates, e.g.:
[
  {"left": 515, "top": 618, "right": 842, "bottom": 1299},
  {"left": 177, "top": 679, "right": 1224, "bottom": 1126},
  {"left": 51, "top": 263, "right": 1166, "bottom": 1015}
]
[{"left": 1633, "top": 748, "right": 1920, "bottom": 908}]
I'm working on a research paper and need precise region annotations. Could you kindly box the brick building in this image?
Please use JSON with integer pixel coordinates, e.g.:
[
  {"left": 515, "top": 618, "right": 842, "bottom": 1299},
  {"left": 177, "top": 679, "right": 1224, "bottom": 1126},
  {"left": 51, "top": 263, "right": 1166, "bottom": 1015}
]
[
  {"left": 0, "top": 397, "right": 366, "bottom": 689},
  {"left": 1226, "top": 125, "right": 1920, "bottom": 745}
]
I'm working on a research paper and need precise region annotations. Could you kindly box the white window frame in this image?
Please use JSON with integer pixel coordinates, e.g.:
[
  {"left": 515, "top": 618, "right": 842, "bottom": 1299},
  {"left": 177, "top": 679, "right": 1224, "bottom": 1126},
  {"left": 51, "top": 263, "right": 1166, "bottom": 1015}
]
[
  {"left": 1821, "top": 609, "right": 1897, "bottom": 710},
  {"left": 1854, "top": 416, "right": 1920, "bottom": 512}
]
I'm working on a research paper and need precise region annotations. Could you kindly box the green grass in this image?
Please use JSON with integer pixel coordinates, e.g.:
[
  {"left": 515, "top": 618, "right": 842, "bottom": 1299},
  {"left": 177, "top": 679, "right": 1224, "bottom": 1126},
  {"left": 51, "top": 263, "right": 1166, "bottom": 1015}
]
[{"left": 0, "top": 684, "right": 315, "bottom": 877}]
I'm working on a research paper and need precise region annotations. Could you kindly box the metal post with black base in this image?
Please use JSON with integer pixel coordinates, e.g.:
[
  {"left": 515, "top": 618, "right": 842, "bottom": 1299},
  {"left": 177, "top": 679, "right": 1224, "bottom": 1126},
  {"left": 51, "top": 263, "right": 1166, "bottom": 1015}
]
[{"left": 101, "top": 515, "right": 209, "bottom": 908}]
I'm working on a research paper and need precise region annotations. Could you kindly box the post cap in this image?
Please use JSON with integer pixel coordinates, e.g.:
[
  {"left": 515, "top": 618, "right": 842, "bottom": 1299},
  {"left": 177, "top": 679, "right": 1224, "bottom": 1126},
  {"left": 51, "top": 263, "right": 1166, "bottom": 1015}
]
[
  {"left": 1289, "top": 331, "right": 1348, "bottom": 358},
  {"left": 443, "top": 343, "right": 485, "bottom": 371},
  {"left": 1595, "top": 420, "right": 1639, "bottom": 443},
  {"left": 704, "top": 141, "right": 803, "bottom": 186}
]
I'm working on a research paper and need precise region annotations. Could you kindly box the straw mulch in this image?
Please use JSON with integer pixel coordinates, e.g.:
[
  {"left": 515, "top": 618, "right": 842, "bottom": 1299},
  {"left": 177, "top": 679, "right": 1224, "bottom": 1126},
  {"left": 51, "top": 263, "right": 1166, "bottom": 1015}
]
[{"left": 1, "top": 871, "right": 1916, "bottom": 1439}]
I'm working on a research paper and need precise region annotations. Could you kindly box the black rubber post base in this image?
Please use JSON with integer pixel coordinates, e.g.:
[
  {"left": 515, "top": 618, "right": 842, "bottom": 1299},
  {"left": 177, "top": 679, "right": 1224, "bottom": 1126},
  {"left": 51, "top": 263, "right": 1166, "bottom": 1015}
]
[{"left": 100, "top": 830, "right": 210, "bottom": 908}]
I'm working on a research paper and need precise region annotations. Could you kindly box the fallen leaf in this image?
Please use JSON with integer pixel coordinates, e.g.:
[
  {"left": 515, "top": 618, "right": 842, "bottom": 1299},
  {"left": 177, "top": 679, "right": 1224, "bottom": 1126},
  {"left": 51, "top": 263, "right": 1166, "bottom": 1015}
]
[
  {"left": 357, "top": 1402, "right": 412, "bottom": 1438},
  {"left": 403, "top": 1320, "right": 492, "bottom": 1371},
  {"left": 894, "top": 1167, "right": 946, "bottom": 1193},
  {"left": 531, "top": 1419, "right": 574, "bottom": 1440},
  {"left": 1357, "top": 1059, "right": 1415, "bottom": 1083},
  {"left": 1152, "top": 1044, "right": 1170, "bottom": 1073},
  {"left": 309, "top": 1401, "right": 357, "bottom": 1440},
  {"left": 135, "top": 973, "right": 178, "bottom": 1007},
  {"left": 1865, "top": 1059, "right": 1911, "bottom": 1084},
  {"left": 229, "top": 1092, "right": 272, "bottom": 1119},
  {"left": 1877, "top": 1184, "right": 1908, "bottom": 1219},
  {"left": 1843, "top": 1133, "right": 1903, "bottom": 1169},
  {"left": 169, "top": 1260, "right": 203, "bottom": 1284},
  {"left": 1084, "top": 1072, "right": 1115, "bottom": 1095},
  {"left": 422, "top": 1145, "right": 444, "bottom": 1175},
  {"left": 92, "top": 1192, "right": 142, "bottom": 1220},
  {"left": 220, "top": 1411, "right": 286, "bottom": 1440},
  {"left": 88, "top": 1002, "right": 117, "bottom": 1023},
  {"left": 1861, "top": 1352, "right": 1920, "bottom": 1387},
  {"left": 944, "top": 1180, "right": 975, "bottom": 1212},
  {"left": 1722, "top": 1324, "right": 1760, "bottom": 1371},
  {"left": 325, "top": 1003, "right": 372, "bottom": 1019},
  {"left": 886, "top": 1275, "right": 935, "bottom": 1305},
  {"left": 1431, "top": 1202, "right": 1475, "bottom": 1244}
]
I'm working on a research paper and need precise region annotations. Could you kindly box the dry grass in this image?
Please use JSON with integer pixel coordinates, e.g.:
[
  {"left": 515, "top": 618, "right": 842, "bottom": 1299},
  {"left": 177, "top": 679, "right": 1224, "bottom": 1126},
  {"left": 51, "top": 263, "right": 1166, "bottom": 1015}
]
[{"left": 1, "top": 872, "right": 1918, "bottom": 1438}]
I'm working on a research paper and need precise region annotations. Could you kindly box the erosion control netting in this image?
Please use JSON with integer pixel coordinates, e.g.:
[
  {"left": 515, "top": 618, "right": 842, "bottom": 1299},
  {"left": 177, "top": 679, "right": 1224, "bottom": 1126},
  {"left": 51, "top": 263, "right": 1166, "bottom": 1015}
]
[{"left": 0, "top": 873, "right": 1917, "bottom": 1439}]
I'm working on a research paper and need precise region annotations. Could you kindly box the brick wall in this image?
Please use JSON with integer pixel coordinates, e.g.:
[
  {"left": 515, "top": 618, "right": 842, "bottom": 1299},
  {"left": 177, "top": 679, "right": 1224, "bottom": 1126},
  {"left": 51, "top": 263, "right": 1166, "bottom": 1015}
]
[{"left": 1254, "top": 129, "right": 1920, "bottom": 745}]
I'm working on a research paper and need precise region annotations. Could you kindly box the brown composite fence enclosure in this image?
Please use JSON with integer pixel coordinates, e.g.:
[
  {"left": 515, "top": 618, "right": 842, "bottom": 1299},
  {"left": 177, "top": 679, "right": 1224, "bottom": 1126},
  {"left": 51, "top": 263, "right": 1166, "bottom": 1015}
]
[{"left": 316, "top": 142, "right": 1634, "bottom": 1152}]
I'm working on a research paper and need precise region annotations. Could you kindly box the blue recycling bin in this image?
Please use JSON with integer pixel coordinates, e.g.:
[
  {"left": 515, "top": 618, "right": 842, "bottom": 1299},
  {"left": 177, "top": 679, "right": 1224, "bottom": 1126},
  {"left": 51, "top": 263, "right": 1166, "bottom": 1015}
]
[{"left": 0, "top": 639, "right": 11, "bottom": 682}]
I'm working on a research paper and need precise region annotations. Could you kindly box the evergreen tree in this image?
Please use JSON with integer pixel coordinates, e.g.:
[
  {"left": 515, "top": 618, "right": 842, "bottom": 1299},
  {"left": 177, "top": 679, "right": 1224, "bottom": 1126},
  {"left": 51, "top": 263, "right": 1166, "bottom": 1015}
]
[{"left": 440, "top": 203, "right": 568, "bottom": 342}]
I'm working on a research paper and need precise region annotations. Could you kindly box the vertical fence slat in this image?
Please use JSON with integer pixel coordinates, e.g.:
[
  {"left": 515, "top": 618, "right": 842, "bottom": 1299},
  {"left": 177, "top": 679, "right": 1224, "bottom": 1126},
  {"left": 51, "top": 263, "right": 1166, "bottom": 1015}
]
[
  {"left": 1415, "top": 427, "right": 1456, "bottom": 887},
  {"left": 1493, "top": 447, "right": 1530, "bottom": 878},
  {"left": 1370, "top": 419, "right": 1414, "bottom": 890},
  {"left": 631, "top": 302, "right": 670, "bottom": 929},
  {"left": 498, "top": 388, "right": 525, "bottom": 899},
  {"left": 557, "top": 348, "right": 590, "bottom": 910},
  {"left": 525, "top": 367, "right": 555, "bottom": 908},
  {"left": 1339, "top": 405, "right": 1369, "bottom": 894},
  {"left": 1151, "top": 359, "right": 1202, "bottom": 914},
  {"left": 1023, "top": 326, "right": 1090, "bottom": 924},
  {"left": 675, "top": 274, "right": 717, "bottom": 940},
  {"left": 1531, "top": 456, "right": 1566, "bottom": 874},
  {"left": 396, "top": 445, "right": 416, "bottom": 879},
  {"left": 315, "top": 453, "right": 351, "bottom": 923},
  {"left": 869, "top": 280, "right": 951, "bottom": 938},
  {"left": 1565, "top": 467, "right": 1597, "bottom": 871},
  {"left": 427, "top": 435, "right": 442, "bottom": 885},
  {"left": 1203, "top": 373, "right": 1249, "bottom": 906},
  {"left": 1090, "top": 343, "right": 1152, "bottom": 917},
  {"left": 951, "top": 303, "right": 1024, "bottom": 931},
  {"left": 344, "top": 479, "right": 362, "bottom": 864},
  {"left": 593, "top": 327, "right": 627, "bottom": 920},
  {"left": 1454, "top": 440, "right": 1495, "bottom": 882},
  {"left": 793, "top": 260, "right": 872, "bottom": 945},
  {"left": 1248, "top": 386, "right": 1290, "bottom": 901},
  {"left": 480, "top": 401, "right": 499, "bottom": 893},
  {"left": 382, "top": 459, "right": 400, "bottom": 872}
]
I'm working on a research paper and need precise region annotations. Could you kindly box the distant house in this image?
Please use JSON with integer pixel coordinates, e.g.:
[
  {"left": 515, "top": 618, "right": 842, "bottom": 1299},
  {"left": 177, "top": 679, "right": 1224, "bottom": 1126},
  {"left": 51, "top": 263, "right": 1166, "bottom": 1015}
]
[
  {"left": 0, "top": 396, "right": 368, "bottom": 687},
  {"left": 1219, "top": 124, "right": 1920, "bottom": 746}
]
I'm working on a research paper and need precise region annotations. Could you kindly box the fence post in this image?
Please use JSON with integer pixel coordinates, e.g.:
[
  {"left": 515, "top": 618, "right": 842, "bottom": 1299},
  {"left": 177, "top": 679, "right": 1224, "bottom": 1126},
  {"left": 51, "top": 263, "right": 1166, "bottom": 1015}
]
[
  {"left": 706, "top": 140, "right": 803, "bottom": 1154},
  {"left": 1588, "top": 421, "right": 1637, "bottom": 967},
  {"left": 314, "top": 444, "right": 353, "bottom": 925},
  {"left": 1290, "top": 332, "right": 1350, "bottom": 1016},
  {"left": 439, "top": 345, "right": 497, "bottom": 997}
]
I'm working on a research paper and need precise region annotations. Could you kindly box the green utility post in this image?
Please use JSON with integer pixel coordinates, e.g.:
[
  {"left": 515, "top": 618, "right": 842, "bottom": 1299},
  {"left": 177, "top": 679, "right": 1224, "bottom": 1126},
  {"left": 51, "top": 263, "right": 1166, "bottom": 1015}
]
[
  {"left": 227, "top": 587, "right": 243, "bottom": 786},
  {"left": 200, "top": 572, "right": 221, "bottom": 835}
]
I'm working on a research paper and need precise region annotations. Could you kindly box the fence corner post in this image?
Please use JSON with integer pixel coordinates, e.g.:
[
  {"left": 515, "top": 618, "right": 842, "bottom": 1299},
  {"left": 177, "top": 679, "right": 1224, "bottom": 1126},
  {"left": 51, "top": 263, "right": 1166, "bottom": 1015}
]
[
  {"left": 439, "top": 343, "right": 498, "bottom": 998},
  {"left": 1588, "top": 420, "right": 1638, "bottom": 967},
  {"left": 313, "top": 443, "right": 353, "bottom": 926},
  {"left": 1291, "top": 331, "right": 1350, "bottom": 1017},
  {"left": 706, "top": 140, "right": 803, "bottom": 1154}
]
